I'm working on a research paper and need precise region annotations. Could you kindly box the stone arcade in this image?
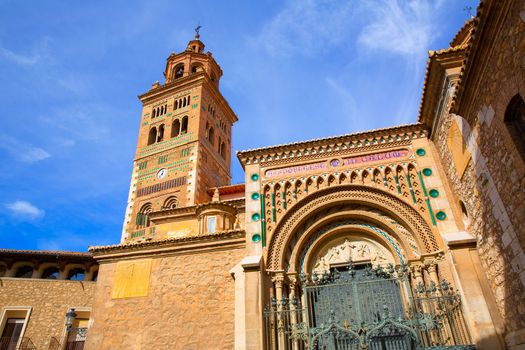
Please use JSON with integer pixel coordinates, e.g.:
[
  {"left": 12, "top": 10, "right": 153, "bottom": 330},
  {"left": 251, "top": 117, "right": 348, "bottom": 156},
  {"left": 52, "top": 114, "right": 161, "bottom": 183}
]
[{"left": 1, "top": 1, "right": 524, "bottom": 349}]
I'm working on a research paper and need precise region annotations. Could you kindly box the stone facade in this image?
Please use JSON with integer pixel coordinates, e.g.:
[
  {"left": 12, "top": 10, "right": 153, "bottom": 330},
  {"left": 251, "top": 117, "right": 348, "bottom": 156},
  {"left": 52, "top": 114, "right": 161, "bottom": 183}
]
[
  {"left": 426, "top": 1, "right": 525, "bottom": 347},
  {"left": 86, "top": 234, "right": 245, "bottom": 350},
  {"left": 1, "top": 2, "right": 523, "bottom": 349},
  {"left": 0, "top": 278, "right": 95, "bottom": 349}
]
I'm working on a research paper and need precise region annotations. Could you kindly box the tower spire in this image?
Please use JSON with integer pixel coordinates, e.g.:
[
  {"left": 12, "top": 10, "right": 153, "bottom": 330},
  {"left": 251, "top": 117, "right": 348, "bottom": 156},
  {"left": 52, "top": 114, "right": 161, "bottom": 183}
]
[{"left": 186, "top": 25, "right": 205, "bottom": 53}]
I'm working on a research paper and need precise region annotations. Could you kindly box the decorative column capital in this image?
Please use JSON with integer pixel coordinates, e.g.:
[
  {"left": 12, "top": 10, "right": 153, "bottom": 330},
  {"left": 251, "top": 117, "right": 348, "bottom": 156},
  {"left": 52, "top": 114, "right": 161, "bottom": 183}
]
[{"left": 271, "top": 271, "right": 286, "bottom": 286}]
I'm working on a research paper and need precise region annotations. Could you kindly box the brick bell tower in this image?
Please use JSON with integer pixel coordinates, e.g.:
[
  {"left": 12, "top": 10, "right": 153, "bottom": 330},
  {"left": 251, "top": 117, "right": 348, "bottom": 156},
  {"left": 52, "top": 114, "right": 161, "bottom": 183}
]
[{"left": 121, "top": 28, "right": 238, "bottom": 242}]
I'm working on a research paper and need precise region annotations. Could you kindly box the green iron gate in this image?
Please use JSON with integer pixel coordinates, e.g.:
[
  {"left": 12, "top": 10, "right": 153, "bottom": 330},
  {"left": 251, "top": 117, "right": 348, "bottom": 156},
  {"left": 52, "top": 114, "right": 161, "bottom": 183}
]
[{"left": 264, "top": 263, "right": 474, "bottom": 350}]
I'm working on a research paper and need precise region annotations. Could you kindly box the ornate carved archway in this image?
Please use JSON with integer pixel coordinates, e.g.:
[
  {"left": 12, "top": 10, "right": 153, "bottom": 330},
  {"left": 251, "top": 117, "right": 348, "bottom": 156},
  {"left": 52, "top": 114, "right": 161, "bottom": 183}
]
[{"left": 266, "top": 185, "right": 442, "bottom": 271}]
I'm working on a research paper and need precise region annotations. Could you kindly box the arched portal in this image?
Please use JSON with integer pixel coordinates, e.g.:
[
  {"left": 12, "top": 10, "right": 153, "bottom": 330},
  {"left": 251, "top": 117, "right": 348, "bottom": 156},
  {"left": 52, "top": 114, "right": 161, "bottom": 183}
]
[
  {"left": 266, "top": 185, "right": 441, "bottom": 272},
  {"left": 263, "top": 185, "right": 472, "bottom": 349}
]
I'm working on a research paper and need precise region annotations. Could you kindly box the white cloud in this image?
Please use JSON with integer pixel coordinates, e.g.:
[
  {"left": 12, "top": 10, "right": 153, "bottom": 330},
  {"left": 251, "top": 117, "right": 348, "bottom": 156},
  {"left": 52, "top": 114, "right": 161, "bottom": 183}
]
[
  {"left": 6, "top": 200, "right": 45, "bottom": 220},
  {"left": 253, "top": 0, "right": 355, "bottom": 57},
  {"left": 358, "top": 0, "right": 440, "bottom": 57},
  {"left": 0, "top": 37, "right": 52, "bottom": 66},
  {"left": 0, "top": 134, "right": 51, "bottom": 163},
  {"left": 325, "top": 77, "right": 361, "bottom": 129},
  {"left": 40, "top": 106, "right": 110, "bottom": 142}
]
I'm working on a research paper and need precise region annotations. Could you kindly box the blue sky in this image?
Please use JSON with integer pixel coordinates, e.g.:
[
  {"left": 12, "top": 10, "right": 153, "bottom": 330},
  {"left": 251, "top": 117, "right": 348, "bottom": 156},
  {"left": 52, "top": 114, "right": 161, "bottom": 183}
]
[{"left": 0, "top": 0, "right": 477, "bottom": 251}]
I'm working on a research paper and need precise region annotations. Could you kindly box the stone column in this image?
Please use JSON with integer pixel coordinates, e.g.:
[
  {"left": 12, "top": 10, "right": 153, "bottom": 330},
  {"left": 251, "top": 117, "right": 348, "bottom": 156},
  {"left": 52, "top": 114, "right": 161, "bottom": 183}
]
[
  {"left": 32, "top": 262, "right": 43, "bottom": 279},
  {"left": 288, "top": 274, "right": 300, "bottom": 350},
  {"left": 272, "top": 272, "right": 286, "bottom": 350},
  {"left": 424, "top": 259, "right": 441, "bottom": 296}
]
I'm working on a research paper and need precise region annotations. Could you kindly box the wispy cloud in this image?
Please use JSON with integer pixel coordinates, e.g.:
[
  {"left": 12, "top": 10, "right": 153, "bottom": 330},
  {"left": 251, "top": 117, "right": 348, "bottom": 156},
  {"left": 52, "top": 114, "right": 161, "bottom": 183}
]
[
  {"left": 325, "top": 77, "right": 361, "bottom": 129},
  {"left": 6, "top": 200, "right": 45, "bottom": 220},
  {"left": 358, "top": 0, "right": 441, "bottom": 57},
  {"left": 253, "top": 0, "right": 355, "bottom": 57},
  {"left": 0, "top": 37, "right": 52, "bottom": 66},
  {"left": 40, "top": 105, "right": 110, "bottom": 142},
  {"left": 0, "top": 134, "right": 51, "bottom": 163}
]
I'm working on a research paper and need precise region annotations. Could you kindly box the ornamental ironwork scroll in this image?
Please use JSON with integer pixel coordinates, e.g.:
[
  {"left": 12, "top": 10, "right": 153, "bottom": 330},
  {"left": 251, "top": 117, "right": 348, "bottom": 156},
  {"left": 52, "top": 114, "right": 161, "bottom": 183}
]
[{"left": 264, "top": 263, "right": 475, "bottom": 350}]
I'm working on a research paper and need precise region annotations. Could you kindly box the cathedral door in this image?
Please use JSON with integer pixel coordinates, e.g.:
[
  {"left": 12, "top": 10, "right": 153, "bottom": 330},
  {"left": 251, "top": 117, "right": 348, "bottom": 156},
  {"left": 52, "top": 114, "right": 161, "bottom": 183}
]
[{"left": 304, "top": 264, "right": 418, "bottom": 350}]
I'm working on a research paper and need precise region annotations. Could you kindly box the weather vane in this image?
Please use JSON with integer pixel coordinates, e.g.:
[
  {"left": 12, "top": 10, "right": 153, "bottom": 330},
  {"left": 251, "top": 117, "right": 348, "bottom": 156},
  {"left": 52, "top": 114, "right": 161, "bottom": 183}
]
[
  {"left": 195, "top": 24, "right": 202, "bottom": 39},
  {"left": 463, "top": 6, "right": 473, "bottom": 18}
]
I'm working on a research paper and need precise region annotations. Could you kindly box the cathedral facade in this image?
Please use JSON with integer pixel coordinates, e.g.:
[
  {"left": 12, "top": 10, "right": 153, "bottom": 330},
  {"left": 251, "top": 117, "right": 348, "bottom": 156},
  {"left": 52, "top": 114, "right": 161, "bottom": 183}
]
[{"left": 0, "top": 1, "right": 524, "bottom": 349}]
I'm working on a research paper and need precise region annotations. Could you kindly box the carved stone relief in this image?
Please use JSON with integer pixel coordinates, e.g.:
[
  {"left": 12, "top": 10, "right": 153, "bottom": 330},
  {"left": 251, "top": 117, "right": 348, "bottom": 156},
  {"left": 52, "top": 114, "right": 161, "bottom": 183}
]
[{"left": 311, "top": 236, "right": 395, "bottom": 274}]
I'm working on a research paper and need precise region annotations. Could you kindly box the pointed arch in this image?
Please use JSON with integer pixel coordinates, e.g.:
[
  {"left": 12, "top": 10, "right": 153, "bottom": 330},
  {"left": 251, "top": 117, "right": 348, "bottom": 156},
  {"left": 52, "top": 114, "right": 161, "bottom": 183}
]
[
  {"left": 181, "top": 116, "right": 188, "bottom": 134},
  {"left": 148, "top": 127, "right": 157, "bottom": 145},
  {"left": 171, "top": 119, "right": 181, "bottom": 138},
  {"left": 157, "top": 124, "right": 165, "bottom": 142},
  {"left": 208, "top": 127, "right": 215, "bottom": 145}
]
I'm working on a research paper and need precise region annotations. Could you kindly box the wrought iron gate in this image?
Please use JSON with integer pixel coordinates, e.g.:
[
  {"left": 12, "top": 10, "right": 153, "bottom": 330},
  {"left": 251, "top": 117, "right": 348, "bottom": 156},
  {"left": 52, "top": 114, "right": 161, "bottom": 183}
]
[{"left": 264, "top": 263, "right": 474, "bottom": 350}]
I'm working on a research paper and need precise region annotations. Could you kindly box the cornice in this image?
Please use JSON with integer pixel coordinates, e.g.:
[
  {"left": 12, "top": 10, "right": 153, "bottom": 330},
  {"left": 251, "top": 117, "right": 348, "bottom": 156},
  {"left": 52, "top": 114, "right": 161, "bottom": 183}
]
[
  {"left": 138, "top": 73, "right": 206, "bottom": 102},
  {"left": 0, "top": 249, "right": 95, "bottom": 264},
  {"left": 138, "top": 73, "right": 238, "bottom": 124},
  {"left": 417, "top": 45, "right": 468, "bottom": 126},
  {"left": 449, "top": 0, "right": 511, "bottom": 117},
  {"left": 89, "top": 229, "right": 246, "bottom": 259},
  {"left": 236, "top": 124, "right": 428, "bottom": 168}
]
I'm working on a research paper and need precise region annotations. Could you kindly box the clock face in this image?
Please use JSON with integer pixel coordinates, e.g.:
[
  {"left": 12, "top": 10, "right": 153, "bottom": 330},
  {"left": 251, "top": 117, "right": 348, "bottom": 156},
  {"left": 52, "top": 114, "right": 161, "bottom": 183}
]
[{"left": 157, "top": 168, "right": 168, "bottom": 179}]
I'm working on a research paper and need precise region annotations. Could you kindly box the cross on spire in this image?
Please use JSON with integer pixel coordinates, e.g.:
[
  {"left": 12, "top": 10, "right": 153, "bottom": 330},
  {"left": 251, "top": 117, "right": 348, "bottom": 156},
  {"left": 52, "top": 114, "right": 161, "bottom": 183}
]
[
  {"left": 195, "top": 24, "right": 202, "bottom": 39},
  {"left": 463, "top": 6, "right": 474, "bottom": 18}
]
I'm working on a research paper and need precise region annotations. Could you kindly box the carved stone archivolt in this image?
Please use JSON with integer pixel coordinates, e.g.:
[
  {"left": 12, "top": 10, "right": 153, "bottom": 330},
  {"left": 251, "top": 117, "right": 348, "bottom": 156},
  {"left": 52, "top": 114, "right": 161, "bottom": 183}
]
[
  {"left": 310, "top": 237, "right": 395, "bottom": 275},
  {"left": 266, "top": 185, "right": 441, "bottom": 271}
]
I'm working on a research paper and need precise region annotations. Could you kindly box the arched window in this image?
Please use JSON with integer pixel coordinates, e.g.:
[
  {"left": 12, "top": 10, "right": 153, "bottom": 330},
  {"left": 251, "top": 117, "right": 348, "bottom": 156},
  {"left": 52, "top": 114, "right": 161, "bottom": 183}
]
[
  {"left": 192, "top": 63, "right": 203, "bottom": 74},
  {"left": 152, "top": 109, "right": 157, "bottom": 118},
  {"left": 172, "top": 119, "right": 181, "bottom": 138},
  {"left": 42, "top": 266, "right": 60, "bottom": 279},
  {"left": 211, "top": 73, "right": 217, "bottom": 83},
  {"left": 504, "top": 94, "right": 525, "bottom": 161},
  {"left": 157, "top": 124, "right": 165, "bottom": 142},
  {"left": 218, "top": 136, "right": 222, "bottom": 152},
  {"left": 174, "top": 64, "right": 184, "bottom": 79},
  {"left": 15, "top": 265, "right": 33, "bottom": 278},
  {"left": 208, "top": 127, "right": 215, "bottom": 145},
  {"left": 148, "top": 127, "right": 157, "bottom": 145},
  {"left": 181, "top": 116, "right": 188, "bottom": 134},
  {"left": 174, "top": 100, "right": 178, "bottom": 110},
  {"left": 67, "top": 268, "right": 85, "bottom": 281},
  {"left": 183, "top": 98, "right": 186, "bottom": 108},
  {"left": 163, "top": 196, "right": 179, "bottom": 209},
  {"left": 137, "top": 203, "right": 152, "bottom": 228},
  {"left": 92, "top": 270, "right": 98, "bottom": 282},
  {"left": 220, "top": 142, "right": 226, "bottom": 159}
]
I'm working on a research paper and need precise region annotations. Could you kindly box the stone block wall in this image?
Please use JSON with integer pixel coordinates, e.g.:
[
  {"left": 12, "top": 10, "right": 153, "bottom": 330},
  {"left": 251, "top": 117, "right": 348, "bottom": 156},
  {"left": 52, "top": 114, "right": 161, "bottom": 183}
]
[
  {"left": 86, "top": 245, "right": 245, "bottom": 350},
  {"left": 0, "top": 278, "right": 95, "bottom": 349},
  {"left": 433, "top": 0, "right": 525, "bottom": 346}
]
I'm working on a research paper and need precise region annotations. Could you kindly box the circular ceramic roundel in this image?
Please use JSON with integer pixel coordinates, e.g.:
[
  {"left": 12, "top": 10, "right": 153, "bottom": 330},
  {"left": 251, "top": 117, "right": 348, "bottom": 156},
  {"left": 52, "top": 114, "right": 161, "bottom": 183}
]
[
  {"left": 157, "top": 168, "right": 168, "bottom": 179},
  {"left": 251, "top": 173, "right": 259, "bottom": 181},
  {"left": 251, "top": 192, "right": 260, "bottom": 200},
  {"left": 252, "top": 213, "right": 261, "bottom": 222},
  {"left": 252, "top": 234, "right": 262, "bottom": 243},
  {"left": 436, "top": 211, "right": 447, "bottom": 221},
  {"left": 429, "top": 189, "right": 439, "bottom": 198},
  {"left": 422, "top": 168, "right": 433, "bottom": 176},
  {"left": 416, "top": 148, "right": 426, "bottom": 156}
]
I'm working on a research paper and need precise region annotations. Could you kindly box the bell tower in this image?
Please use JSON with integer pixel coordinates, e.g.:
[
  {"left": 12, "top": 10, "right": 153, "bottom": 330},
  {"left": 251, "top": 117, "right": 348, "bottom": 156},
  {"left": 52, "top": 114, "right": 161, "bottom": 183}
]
[{"left": 121, "top": 29, "right": 238, "bottom": 242}]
